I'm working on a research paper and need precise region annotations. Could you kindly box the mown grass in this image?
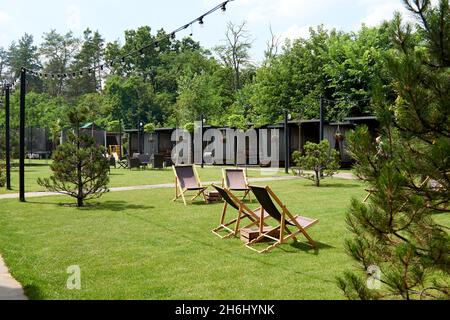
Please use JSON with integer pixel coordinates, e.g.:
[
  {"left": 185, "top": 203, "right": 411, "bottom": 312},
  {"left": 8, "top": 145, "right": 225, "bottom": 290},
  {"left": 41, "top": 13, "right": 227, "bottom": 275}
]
[
  {"left": 0, "top": 160, "right": 285, "bottom": 194},
  {"left": 0, "top": 178, "right": 368, "bottom": 300}
]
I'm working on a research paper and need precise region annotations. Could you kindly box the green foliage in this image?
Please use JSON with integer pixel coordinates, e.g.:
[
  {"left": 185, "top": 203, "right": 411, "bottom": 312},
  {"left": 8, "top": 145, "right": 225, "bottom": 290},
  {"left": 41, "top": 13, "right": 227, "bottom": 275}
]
[
  {"left": 247, "top": 25, "right": 392, "bottom": 125},
  {"left": 175, "top": 72, "right": 223, "bottom": 126},
  {"left": 40, "top": 30, "right": 80, "bottom": 96},
  {"left": 292, "top": 140, "right": 339, "bottom": 187},
  {"left": 107, "top": 120, "right": 123, "bottom": 133},
  {"left": 226, "top": 114, "right": 248, "bottom": 130},
  {"left": 0, "top": 160, "right": 6, "bottom": 188},
  {"left": 143, "top": 123, "right": 156, "bottom": 133},
  {"left": 104, "top": 75, "right": 156, "bottom": 129},
  {"left": 338, "top": 0, "right": 450, "bottom": 300},
  {"left": 183, "top": 122, "right": 195, "bottom": 133}
]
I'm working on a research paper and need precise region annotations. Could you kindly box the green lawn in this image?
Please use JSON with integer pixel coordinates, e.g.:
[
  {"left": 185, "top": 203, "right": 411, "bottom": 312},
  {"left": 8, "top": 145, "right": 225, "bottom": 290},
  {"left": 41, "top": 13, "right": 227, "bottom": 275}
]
[
  {"left": 0, "top": 178, "right": 368, "bottom": 300},
  {"left": 0, "top": 160, "right": 285, "bottom": 194}
]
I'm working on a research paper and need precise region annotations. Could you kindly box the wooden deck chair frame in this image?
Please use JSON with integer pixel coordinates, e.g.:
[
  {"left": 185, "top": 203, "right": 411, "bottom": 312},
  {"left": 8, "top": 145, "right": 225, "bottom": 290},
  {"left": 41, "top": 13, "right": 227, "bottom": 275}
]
[
  {"left": 172, "top": 165, "right": 207, "bottom": 206},
  {"left": 246, "top": 186, "right": 318, "bottom": 254},
  {"left": 211, "top": 185, "right": 269, "bottom": 239},
  {"left": 221, "top": 168, "right": 252, "bottom": 202},
  {"left": 363, "top": 177, "right": 431, "bottom": 203}
]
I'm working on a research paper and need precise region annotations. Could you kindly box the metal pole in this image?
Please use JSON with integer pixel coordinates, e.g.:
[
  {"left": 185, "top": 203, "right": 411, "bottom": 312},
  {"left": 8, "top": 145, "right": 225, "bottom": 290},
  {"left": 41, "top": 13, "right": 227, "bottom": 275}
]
[
  {"left": 284, "top": 111, "right": 289, "bottom": 174},
  {"left": 5, "top": 84, "right": 11, "bottom": 190},
  {"left": 119, "top": 118, "right": 122, "bottom": 158},
  {"left": 200, "top": 114, "right": 204, "bottom": 169},
  {"left": 319, "top": 96, "right": 324, "bottom": 142},
  {"left": 137, "top": 120, "right": 141, "bottom": 155},
  {"left": 19, "top": 68, "right": 26, "bottom": 202}
]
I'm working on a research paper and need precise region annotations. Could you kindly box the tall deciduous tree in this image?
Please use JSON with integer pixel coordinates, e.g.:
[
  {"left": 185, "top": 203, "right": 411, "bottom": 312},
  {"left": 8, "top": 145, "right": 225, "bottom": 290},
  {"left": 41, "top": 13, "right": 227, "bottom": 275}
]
[
  {"left": 215, "top": 21, "right": 253, "bottom": 92},
  {"left": 337, "top": 0, "right": 449, "bottom": 300}
]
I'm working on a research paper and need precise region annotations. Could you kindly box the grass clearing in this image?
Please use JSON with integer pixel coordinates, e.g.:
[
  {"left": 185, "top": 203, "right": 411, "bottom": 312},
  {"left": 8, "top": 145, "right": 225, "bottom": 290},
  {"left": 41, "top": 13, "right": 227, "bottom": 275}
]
[
  {"left": 0, "top": 160, "right": 285, "bottom": 194},
  {"left": 0, "top": 178, "right": 367, "bottom": 300}
]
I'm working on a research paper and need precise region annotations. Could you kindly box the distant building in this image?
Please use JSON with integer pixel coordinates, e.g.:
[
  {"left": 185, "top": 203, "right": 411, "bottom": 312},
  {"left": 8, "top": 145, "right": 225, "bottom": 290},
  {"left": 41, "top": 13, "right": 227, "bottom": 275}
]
[{"left": 121, "top": 116, "right": 379, "bottom": 167}]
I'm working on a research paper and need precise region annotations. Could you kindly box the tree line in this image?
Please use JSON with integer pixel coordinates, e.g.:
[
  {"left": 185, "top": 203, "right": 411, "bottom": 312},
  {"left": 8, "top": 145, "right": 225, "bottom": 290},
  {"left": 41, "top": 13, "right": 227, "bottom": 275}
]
[{"left": 1, "top": 19, "right": 397, "bottom": 137}]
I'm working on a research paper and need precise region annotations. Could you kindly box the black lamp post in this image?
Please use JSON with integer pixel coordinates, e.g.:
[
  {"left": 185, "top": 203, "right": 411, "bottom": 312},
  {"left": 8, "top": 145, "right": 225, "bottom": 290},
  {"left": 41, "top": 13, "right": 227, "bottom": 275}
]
[
  {"left": 200, "top": 114, "right": 205, "bottom": 168},
  {"left": 3, "top": 83, "right": 11, "bottom": 190},
  {"left": 19, "top": 68, "right": 26, "bottom": 202},
  {"left": 137, "top": 120, "right": 144, "bottom": 154},
  {"left": 319, "top": 96, "right": 324, "bottom": 142},
  {"left": 119, "top": 118, "right": 123, "bottom": 158},
  {"left": 284, "top": 111, "right": 291, "bottom": 174}
]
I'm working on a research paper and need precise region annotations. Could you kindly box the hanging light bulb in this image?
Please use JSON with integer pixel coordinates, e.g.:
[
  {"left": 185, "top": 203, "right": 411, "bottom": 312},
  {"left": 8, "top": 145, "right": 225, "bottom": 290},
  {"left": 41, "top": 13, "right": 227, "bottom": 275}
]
[
  {"left": 221, "top": 3, "right": 227, "bottom": 14},
  {"left": 198, "top": 16, "right": 204, "bottom": 28},
  {"left": 139, "top": 48, "right": 145, "bottom": 57},
  {"left": 170, "top": 32, "right": 176, "bottom": 40},
  {"left": 154, "top": 41, "right": 160, "bottom": 52}
]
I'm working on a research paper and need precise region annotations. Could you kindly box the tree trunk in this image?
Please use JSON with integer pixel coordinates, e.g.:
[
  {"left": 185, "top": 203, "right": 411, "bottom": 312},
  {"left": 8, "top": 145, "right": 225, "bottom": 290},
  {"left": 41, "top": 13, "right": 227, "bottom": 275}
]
[
  {"left": 315, "top": 170, "right": 320, "bottom": 187},
  {"left": 77, "top": 196, "right": 83, "bottom": 207},
  {"left": 76, "top": 126, "right": 83, "bottom": 207}
]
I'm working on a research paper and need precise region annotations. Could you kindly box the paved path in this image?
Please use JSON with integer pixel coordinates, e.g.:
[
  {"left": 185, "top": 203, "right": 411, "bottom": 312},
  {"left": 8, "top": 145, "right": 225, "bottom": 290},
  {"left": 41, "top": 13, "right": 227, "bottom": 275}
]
[
  {"left": 0, "top": 176, "right": 300, "bottom": 200},
  {"left": 0, "top": 255, "right": 27, "bottom": 300},
  {"left": 0, "top": 173, "right": 357, "bottom": 200}
]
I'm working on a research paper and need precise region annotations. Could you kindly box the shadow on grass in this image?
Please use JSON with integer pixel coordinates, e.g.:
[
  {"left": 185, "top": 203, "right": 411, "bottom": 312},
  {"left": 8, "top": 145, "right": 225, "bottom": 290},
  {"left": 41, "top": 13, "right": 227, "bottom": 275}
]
[
  {"left": 125, "top": 210, "right": 332, "bottom": 262},
  {"left": 311, "top": 183, "right": 362, "bottom": 189},
  {"left": 25, "top": 200, "right": 154, "bottom": 212},
  {"left": 22, "top": 284, "right": 45, "bottom": 300},
  {"left": 24, "top": 163, "right": 51, "bottom": 168},
  {"left": 79, "top": 201, "right": 155, "bottom": 212},
  {"left": 288, "top": 240, "right": 334, "bottom": 254}
]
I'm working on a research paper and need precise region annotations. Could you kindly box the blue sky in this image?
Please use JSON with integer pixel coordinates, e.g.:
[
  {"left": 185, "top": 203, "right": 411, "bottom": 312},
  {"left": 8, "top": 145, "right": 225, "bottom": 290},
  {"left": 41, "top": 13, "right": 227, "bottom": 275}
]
[{"left": 0, "top": 0, "right": 420, "bottom": 63}]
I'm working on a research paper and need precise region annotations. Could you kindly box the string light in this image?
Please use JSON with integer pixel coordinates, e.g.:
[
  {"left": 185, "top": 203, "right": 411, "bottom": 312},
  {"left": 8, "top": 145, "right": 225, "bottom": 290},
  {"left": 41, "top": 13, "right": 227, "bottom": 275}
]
[{"left": 23, "top": 0, "right": 235, "bottom": 79}]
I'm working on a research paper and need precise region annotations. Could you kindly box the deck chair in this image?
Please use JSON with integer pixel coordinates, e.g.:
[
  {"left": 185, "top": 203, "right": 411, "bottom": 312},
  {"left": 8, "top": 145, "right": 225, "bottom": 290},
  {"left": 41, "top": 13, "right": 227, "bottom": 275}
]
[
  {"left": 172, "top": 165, "right": 207, "bottom": 206},
  {"left": 246, "top": 186, "right": 319, "bottom": 254},
  {"left": 112, "top": 152, "right": 127, "bottom": 169},
  {"left": 222, "top": 168, "right": 252, "bottom": 202},
  {"left": 363, "top": 177, "right": 431, "bottom": 203},
  {"left": 211, "top": 185, "right": 270, "bottom": 239}
]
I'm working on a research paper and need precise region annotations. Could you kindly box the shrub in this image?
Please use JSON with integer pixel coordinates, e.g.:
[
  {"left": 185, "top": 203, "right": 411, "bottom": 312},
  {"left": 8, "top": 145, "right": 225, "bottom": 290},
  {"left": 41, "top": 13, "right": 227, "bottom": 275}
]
[{"left": 292, "top": 140, "right": 340, "bottom": 187}]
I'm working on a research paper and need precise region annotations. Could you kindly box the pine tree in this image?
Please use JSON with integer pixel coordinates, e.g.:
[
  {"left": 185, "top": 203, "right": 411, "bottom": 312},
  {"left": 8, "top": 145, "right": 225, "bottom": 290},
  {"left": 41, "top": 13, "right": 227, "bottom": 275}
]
[
  {"left": 8, "top": 34, "right": 42, "bottom": 92},
  {"left": 38, "top": 106, "right": 109, "bottom": 207},
  {"left": 337, "top": 0, "right": 449, "bottom": 300},
  {"left": 292, "top": 140, "right": 340, "bottom": 187}
]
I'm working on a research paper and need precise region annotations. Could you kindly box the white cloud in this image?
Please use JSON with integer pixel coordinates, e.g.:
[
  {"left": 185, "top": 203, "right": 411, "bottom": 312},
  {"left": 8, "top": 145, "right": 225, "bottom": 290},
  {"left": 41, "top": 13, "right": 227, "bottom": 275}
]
[
  {"left": 0, "top": 10, "right": 11, "bottom": 25},
  {"left": 358, "top": 0, "right": 409, "bottom": 27},
  {"left": 280, "top": 24, "right": 312, "bottom": 41},
  {"left": 66, "top": 5, "right": 81, "bottom": 31},
  {"left": 357, "top": 0, "right": 440, "bottom": 27},
  {"left": 204, "top": 0, "right": 341, "bottom": 24},
  {"left": 278, "top": 23, "right": 338, "bottom": 44}
]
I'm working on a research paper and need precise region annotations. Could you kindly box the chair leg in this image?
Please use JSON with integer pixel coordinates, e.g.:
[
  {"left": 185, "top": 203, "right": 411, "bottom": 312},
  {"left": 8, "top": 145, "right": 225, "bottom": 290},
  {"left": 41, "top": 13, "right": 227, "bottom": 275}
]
[{"left": 180, "top": 190, "right": 188, "bottom": 206}]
